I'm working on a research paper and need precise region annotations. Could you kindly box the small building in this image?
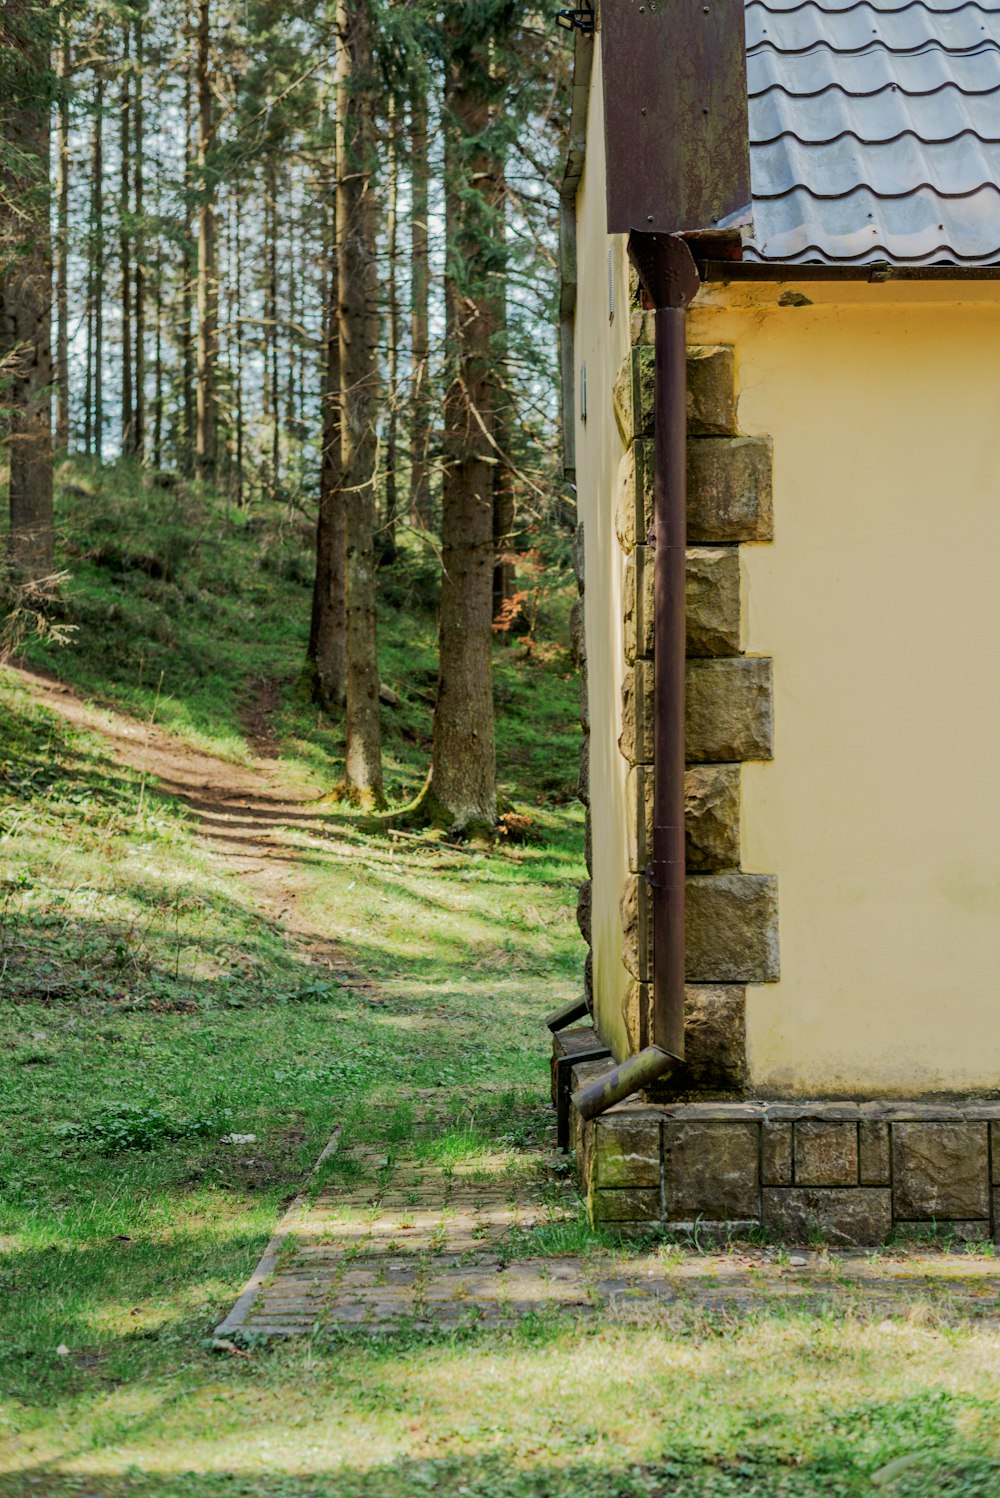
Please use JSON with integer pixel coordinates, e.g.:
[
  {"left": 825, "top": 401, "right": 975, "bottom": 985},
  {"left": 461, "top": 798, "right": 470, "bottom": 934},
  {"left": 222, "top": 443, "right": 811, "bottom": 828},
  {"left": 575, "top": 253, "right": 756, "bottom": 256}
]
[{"left": 555, "top": 0, "right": 1000, "bottom": 1242}]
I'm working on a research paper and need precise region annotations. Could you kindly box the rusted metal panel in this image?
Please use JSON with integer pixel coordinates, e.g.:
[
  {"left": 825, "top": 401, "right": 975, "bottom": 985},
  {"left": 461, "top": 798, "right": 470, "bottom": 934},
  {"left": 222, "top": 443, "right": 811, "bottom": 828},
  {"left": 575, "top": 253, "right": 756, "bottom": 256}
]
[{"left": 602, "top": 0, "right": 751, "bottom": 235}]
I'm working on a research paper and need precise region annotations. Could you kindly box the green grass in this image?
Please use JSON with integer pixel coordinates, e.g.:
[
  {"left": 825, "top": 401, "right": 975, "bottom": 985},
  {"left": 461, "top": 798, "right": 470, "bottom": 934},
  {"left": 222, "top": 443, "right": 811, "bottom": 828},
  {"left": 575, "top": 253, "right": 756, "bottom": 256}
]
[{"left": 2, "top": 463, "right": 999, "bottom": 1496}]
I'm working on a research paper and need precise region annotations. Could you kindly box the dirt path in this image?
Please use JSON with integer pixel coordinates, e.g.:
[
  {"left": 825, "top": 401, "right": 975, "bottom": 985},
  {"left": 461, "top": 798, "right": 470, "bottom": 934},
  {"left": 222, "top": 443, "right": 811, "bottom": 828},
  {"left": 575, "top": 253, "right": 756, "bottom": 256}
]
[{"left": 10, "top": 663, "right": 370, "bottom": 984}]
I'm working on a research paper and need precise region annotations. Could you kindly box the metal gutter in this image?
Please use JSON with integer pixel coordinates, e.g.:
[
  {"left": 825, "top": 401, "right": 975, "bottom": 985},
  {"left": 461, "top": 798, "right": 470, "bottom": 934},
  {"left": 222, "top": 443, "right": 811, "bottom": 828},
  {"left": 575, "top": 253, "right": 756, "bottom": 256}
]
[{"left": 700, "top": 258, "right": 1000, "bottom": 283}]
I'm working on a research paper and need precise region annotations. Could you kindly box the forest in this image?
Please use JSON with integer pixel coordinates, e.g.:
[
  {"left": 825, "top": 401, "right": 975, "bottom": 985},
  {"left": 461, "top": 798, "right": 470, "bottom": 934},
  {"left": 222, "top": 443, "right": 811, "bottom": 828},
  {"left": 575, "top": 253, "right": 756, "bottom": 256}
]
[{"left": 1, "top": 0, "right": 575, "bottom": 833}]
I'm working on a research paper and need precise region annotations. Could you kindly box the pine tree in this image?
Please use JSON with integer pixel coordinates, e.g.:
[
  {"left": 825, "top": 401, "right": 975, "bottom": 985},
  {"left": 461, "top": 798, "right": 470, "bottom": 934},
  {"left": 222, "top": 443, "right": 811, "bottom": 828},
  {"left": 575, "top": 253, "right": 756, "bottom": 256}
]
[
  {"left": 337, "top": 0, "right": 383, "bottom": 806},
  {"left": 1, "top": 0, "right": 55, "bottom": 584}
]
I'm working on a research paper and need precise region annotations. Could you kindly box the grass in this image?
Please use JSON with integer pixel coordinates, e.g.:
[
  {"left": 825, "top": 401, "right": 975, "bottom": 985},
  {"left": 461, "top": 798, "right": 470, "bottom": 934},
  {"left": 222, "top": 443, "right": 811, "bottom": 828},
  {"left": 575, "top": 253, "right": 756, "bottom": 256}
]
[{"left": 2, "top": 462, "right": 1000, "bottom": 1495}]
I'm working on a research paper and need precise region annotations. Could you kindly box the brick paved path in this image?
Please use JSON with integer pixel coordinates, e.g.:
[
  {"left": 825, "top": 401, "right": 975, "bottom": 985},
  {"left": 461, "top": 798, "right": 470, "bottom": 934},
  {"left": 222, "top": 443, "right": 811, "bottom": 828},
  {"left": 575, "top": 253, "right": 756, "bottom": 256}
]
[{"left": 214, "top": 1100, "right": 1000, "bottom": 1341}]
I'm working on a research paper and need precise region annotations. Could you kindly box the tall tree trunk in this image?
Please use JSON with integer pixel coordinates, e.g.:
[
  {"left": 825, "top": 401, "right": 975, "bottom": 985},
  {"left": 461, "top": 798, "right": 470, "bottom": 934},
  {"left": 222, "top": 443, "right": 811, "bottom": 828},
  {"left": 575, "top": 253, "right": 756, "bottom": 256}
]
[
  {"left": 409, "top": 84, "right": 431, "bottom": 529},
  {"left": 93, "top": 69, "right": 105, "bottom": 460},
  {"left": 307, "top": 244, "right": 347, "bottom": 710},
  {"left": 181, "top": 40, "right": 195, "bottom": 472},
  {"left": 233, "top": 183, "right": 244, "bottom": 506},
  {"left": 195, "top": 0, "right": 217, "bottom": 477},
  {"left": 153, "top": 230, "right": 163, "bottom": 468},
  {"left": 55, "top": 27, "right": 71, "bottom": 451},
  {"left": 0, "top": 0, "right": 54, "bottom": 583},
  {"left": 133, "top": 3, "right": 145, "bottom": 461},
  {"left": 419, "top": 10, "right": 499, "bottom": 836},
  {"left": 263, "top": 161, "right": 278, "bottom": 494},
  {"left": 119, "top": 21, "right": 134, "bottom": 455},
  {"left": 337, "top": 0, "right": 383, "bottom": 806},
  {"left": 491, "top": 161, "right": 516, "bottom": 620},
  {"left": 383, "top": 102, "right": 399, "bottom": 562}
]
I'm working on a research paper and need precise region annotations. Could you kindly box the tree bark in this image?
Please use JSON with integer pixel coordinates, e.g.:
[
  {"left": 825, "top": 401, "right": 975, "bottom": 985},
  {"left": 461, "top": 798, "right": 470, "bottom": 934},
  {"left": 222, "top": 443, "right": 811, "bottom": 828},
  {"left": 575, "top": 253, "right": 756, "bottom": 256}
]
[
  {"left": 119, "top": 20, "right": 134, "bottom": 455},
  {"left": 1, "top": 0, "right": 54, "bottom": 583},
  {"left": 337, "top": 0, "right": 383, "bottom": 806},
  {"left": 491, "top": 160, "right": 516, "bottom": 620},
  {"left": 93, "top": 68, "right": 105, "bottom": 459},
  {"left": 419, "top": 10, "right": 499, "bottom": 836},
  {"left": 181, "top": 36, "right": 195, "bottom": 472},
  {"left": 383, "top": 99, "right": 399, "bottom": 562},
  {"left": 133, "top": 3, "right": 146, "bottom": 462},
  {"left": 409, "top": 84, "right": 431, "bottom": 529},
  {"left": 307, "top": 245, "right": 347, "bottom": 711},
  {"left": 55, "top": 27, "right": 71, "bottom": 451},
  {"left": 195, "top": 0, "right": 217, "bottom": 477}
]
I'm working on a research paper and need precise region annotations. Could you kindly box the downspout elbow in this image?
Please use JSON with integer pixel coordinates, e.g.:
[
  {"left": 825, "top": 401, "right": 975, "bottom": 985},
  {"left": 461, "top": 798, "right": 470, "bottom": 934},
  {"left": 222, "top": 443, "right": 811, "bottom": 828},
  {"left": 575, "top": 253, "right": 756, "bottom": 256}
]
[{"left": 570, "top": 1044, "right": 674, "bottom": 1121}]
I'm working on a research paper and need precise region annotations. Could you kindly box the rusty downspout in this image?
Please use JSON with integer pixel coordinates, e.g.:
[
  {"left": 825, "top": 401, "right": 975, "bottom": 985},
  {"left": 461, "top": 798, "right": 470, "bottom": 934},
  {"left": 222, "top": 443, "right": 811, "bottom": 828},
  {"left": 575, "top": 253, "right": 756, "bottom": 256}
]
[{"left": 572, "top": 232, "right": 701, "bottom": 1125}]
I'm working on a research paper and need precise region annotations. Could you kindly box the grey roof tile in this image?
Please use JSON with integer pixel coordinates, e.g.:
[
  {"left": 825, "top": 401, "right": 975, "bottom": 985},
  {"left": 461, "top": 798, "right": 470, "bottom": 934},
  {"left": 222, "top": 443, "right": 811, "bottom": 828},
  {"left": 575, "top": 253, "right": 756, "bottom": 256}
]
[{"left": 743, "top": 0, "right": 1000, "bottom": 262}]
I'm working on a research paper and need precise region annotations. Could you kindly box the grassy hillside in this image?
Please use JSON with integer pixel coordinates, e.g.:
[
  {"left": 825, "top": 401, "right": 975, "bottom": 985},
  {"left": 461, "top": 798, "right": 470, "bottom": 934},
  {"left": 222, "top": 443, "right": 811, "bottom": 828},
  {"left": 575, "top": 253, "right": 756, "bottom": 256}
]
[{"left": 19, "top": 458, "right": 581, "bottom": 804}]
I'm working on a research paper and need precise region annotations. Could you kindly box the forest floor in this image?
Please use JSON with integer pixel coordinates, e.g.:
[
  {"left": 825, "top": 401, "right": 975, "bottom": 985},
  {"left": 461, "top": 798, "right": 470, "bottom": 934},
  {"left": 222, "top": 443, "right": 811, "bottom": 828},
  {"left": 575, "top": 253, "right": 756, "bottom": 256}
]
[{"left": 2, "top": 463, "right": 1000, "bottom": 1495}]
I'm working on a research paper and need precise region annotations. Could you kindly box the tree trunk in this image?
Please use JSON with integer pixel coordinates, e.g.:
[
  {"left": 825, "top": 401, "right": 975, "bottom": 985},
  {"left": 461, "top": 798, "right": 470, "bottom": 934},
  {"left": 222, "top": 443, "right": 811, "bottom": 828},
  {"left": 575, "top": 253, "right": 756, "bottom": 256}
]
[
  {"left": 409, "top": 84, "right": 431, "bottom": 529},
  {"left": 383, "top": 100, "right": 399, "bottom": 562},
  {"left": 181, "top": 39, "right": 195, "bottom": 472},
  {"left": 120, "top": 21, "right": 134, "bottom": 456},
  {"left": 55, "top": 28, "right": 71, "bottom": 451},
  {"left": 233, "top": 184, "right": 244, "bottom": 505},
  {"left": 1, "top": 0, "right": 54, "bottom": 582},
  {"left": 491, "top": 160, "right": 516, "bottom": 621},
  {"left": 337, "top": 0, "right": 383, "bottom": 806},
  {"left": 133, "top": 3, "right": 146, "bottom": 462},
  {"left": 419, "top": 11, "right": 499, "bottom": 836},
  {"left": 195, "top": 0, "right": 216, "bottom": 477},
  {"left": 307, "top": 246, "right": 347, "bottom": 711},
  {"left": 93, "top": 69, "right": 105, "bottom": 460}
]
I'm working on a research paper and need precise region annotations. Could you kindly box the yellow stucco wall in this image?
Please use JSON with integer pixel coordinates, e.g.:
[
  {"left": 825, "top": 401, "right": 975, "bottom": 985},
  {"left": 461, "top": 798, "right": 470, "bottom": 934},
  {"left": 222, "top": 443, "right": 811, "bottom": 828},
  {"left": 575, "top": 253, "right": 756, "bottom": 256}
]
[
  {"left": 692, "top": 280, "right": 1000, "bottom": 1095},
  {"left": 572, "top": 43, "right": 633, "bottom": 1062}
]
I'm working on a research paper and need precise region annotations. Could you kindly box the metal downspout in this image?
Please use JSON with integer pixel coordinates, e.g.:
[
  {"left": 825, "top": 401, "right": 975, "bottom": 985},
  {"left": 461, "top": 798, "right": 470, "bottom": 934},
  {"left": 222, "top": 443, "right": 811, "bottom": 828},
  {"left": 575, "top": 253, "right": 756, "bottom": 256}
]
[{"left": 572, "top": 232, "right": 701, "bottom": 1125}]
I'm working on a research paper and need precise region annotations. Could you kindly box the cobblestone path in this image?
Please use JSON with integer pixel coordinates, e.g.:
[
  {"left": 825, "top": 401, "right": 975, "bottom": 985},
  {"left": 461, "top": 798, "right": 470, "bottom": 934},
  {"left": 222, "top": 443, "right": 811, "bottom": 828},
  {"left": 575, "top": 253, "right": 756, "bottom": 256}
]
[{"left": 215, "top": 1100, "right": 1000, "bottom": 1341}]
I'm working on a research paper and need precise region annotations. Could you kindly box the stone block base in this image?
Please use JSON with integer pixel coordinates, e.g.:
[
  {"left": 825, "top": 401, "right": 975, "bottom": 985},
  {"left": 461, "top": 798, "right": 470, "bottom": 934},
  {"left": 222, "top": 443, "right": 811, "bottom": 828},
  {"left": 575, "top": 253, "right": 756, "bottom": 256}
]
[{"left": 562, "top": 1045, "right": 1000, "bottom": 1245}]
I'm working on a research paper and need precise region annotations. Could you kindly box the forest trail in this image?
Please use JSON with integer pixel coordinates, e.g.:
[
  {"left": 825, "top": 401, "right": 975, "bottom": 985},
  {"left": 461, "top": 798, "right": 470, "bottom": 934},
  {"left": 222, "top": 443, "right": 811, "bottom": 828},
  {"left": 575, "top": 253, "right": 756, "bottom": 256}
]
[{"left": 10, "top": 662, "right": 370, "bottom": 984}]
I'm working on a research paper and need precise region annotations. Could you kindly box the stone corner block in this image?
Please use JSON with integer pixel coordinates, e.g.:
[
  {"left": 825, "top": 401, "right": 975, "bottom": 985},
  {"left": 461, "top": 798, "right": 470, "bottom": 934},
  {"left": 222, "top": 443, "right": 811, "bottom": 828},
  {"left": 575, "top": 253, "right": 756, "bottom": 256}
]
[
  {"left": 620, "top": 659, "right": 654, "bottom": 766},
  {"left": 687, "top": 345, "right": 737, "bottom": 437},
  {"left": 623, "top": 546, "right": 654, "bottom": 665},
  {"left": 688, "top": 436, "right": 773, "bottom": 544},
  {"left": 686, "top": 763, "right": 741, "bottom": 872},
  {"left": 687, "top": 657, "right": 773, "bottom": 763},
  {"left": 613, "top": 346, "right": 655, "bottom": 445},
  {"left": 591, "top": 1110, "right": 662, "bottom": 1190},
  {"left": 686, "top": 872, "right": 779, "bottom": 984},
  {"left": 892, "top": 1121, "right": 990, "bottom": 1221},
  {"left": 621, "top": 873, "right": 653, "bottom": 982},
  {"left": 614, "top": 441, "right": 654, "bottom": 555},
  {"left": 686, "top": 547, "right": 741, "bottom": 658},
  {"left": 629, "top": 763, "right": 741, "bottom": 876},
  {"left": 682, "top": 985, "right": 747, "bottom": 1093}
]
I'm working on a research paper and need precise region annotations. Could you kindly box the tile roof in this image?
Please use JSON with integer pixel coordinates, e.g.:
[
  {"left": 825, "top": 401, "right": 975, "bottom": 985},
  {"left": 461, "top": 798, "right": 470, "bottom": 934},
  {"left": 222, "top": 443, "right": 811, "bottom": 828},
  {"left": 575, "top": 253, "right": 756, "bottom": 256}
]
[{"left": 743, "top": 0, "right": 1000, "bottom": 263}]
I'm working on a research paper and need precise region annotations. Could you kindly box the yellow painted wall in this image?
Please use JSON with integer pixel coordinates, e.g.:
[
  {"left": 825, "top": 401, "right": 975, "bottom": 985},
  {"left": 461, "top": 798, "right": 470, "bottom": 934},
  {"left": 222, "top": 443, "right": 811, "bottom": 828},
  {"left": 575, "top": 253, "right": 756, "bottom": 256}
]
[
  {"left": 573, "top": 43, "right": 633, "bottom": 1062},
  {"left": 692, "top": 280, "right": 1000, "bottom": 1095}
]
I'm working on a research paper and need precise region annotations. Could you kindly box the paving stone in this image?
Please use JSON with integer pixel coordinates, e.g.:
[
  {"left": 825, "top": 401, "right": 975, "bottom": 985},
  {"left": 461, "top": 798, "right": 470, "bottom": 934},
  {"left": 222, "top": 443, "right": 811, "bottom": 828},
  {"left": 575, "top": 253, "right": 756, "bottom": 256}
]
[
  {"left": 892, "top": 1122, "right": 990, "bottom": 1221},
  {"left": 993, "top": 1123, "right": 1000, "bottom": 1185},
  {"left": 794, "top": 1121, "right": 858, "bottom": 1188}
]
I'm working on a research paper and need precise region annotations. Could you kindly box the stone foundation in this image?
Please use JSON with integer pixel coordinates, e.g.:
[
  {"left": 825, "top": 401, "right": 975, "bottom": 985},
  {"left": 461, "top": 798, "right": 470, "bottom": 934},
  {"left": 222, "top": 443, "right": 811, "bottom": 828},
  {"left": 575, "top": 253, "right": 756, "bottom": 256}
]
[{"left": 563, "top": 1045, "right": 1000, "bottom": 1245}]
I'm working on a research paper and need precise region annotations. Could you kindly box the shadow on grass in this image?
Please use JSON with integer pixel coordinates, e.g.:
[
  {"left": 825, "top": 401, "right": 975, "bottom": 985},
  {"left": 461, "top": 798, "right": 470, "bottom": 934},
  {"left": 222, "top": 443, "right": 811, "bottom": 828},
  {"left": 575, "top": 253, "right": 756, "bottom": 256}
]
[{"left": 7, "top": 1443, "right": 1000, "bottom": 1498}]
